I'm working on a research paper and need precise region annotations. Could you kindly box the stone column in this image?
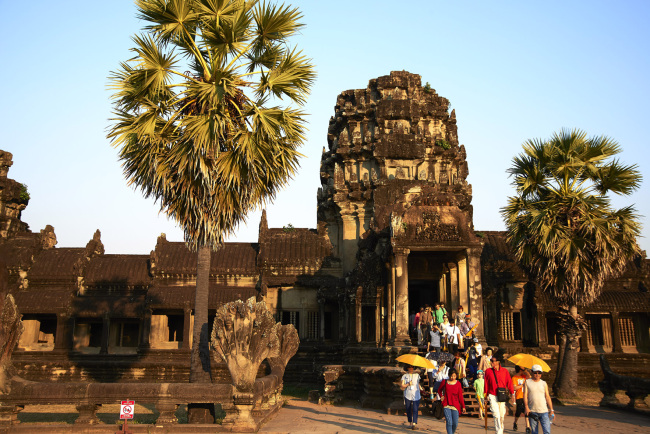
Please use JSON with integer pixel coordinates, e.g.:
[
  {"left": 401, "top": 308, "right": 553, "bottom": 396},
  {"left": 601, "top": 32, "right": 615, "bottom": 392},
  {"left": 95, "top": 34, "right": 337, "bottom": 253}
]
[
  {"left": 457, "top": 254, "right": 468, "bottom": 312},
  {"left": 394, "top": 247, "right": 410, "bottom": 345},
  {"left": 338, "top": 294, "right": 347, "bottom": 343},
  {"left": 448, "top": 262, "right": 459, "bottom": 313},
  {"left": 375, "top": 289, "right": 382, "bottom": 344},
  {"left": 319, "top": 300, "right": 325, "bottom": 341},
  {"left": 611, "top": 312, "right": 622, "bottom": 353},
  {"left": 54, "top": 313, "right": 72, "bottom": 351},
  {"left": 466, "top": 247, "right": 485, "bottom": 340},
  {"left": 341, "top": 214, "right": 359, "bottom": 273},
  {"left": 386, "top": 281, "right": 393, "bottom": 342},
  {"left": 99, "top": 313, "right": 110, "bottom": 355},
  {"left": 439, "top": 274, "right": 447, "bottom": 305},
  {"left": 138, "top": 308, "right": 152, "bottom": 352},
  {"left": 182, "top": 303, "right": 192, "bottom": 350},
  {"left": 355, "top": 287, "right": 362, "bottom": 343}
]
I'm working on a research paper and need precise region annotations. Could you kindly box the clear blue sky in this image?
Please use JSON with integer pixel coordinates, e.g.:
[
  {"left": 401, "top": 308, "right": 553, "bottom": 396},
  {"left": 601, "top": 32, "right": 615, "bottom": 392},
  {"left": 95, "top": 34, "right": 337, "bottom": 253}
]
[{"left": 1, "top": 0, "right": 649, "bottom": 254}]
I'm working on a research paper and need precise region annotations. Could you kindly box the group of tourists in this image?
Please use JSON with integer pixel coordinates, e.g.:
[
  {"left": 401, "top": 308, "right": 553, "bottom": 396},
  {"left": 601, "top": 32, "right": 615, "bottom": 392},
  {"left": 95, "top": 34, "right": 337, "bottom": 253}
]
[{"left": 403, "top": 304, "right": 554, "bottom": 434}]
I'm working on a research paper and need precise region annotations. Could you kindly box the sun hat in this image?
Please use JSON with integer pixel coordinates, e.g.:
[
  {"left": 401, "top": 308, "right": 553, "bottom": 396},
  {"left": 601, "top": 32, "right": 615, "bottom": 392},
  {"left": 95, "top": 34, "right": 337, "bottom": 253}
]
[{"left": 531, "top": 364, "right": 543, "bottom": 373}]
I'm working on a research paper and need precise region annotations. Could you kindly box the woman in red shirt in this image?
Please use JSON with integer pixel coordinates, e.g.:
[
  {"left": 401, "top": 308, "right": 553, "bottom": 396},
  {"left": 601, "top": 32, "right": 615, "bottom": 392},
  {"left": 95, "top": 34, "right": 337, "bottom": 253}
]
[{"left": 439, "top": 368, "right": 466, "bottom": 434}]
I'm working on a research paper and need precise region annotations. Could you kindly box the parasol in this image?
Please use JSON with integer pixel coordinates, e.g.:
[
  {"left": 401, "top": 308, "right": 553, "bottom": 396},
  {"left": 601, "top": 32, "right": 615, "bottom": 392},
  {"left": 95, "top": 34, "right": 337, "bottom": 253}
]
[
  {"left": 396, "top": 354, "right": 437, "bottom": 369},
  {"left": 426, "top": 351, "right": 455, "bottom": 364},
  {"left": 507, "top": 353, "right": 551, "bottom": 372}
]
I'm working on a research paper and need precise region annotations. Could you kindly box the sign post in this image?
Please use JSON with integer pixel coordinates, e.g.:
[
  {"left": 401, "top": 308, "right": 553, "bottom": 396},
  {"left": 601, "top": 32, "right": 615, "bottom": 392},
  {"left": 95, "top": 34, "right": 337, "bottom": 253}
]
[{"left": 116, "top": 400, "right": 134, "bottom": 434}]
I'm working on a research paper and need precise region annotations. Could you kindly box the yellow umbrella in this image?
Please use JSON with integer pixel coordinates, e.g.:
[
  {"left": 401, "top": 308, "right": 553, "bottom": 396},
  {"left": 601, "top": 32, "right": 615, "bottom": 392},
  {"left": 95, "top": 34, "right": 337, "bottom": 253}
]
[
  {"left": 396, "top": 354, "right": 437, "bottom": 370},
  {"left": 507, "top": 353, "right": 551, "bottom": 372}
]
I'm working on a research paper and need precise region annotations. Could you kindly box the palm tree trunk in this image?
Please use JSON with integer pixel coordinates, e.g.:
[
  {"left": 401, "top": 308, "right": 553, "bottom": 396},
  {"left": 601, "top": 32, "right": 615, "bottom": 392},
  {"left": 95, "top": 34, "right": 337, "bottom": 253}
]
[
  {"left": 188, "top": 245, "right": 214, "bottom": 423},
  {"left": 552, "top": 305, "right": 580, "bottom": 399}
]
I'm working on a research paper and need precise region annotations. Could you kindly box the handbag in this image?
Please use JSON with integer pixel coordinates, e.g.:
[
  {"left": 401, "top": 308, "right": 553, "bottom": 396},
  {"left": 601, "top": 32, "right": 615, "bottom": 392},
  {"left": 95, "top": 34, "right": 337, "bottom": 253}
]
[
  {"left": 461, "top": 378, "right": 469, "bottom": 388},
  {"left": 431, "top": 400, "right": 444, "bottom": 419},
  {"left": 491, "top": 368, "right": 508, "bottom": 402}
]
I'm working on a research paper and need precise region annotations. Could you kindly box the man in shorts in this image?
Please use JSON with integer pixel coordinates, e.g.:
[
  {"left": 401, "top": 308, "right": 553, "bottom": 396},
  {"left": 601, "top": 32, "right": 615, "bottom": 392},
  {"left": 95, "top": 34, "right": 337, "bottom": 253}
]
[{"left": 512, "top": 365, "right": 531, "bottom": 432}]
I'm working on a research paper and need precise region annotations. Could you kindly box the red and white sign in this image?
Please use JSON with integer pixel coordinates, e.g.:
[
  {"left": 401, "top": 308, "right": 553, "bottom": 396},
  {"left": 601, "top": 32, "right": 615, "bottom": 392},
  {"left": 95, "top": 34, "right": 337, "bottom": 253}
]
[{"left": 120, "top": 400, "right": 135, "bottom": 419}]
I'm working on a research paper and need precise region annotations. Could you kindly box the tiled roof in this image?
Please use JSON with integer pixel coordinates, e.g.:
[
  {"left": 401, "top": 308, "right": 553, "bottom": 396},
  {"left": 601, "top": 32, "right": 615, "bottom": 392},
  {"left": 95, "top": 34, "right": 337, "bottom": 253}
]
[
  {"left": 479, "top": 231, "right": 527, "bottom": 280},
  {"left": 538, "top": 290, "right": 650, "bottom": 313},
  {"left": 153, "top": 240, "right": 258, "bottom": 275},
  {"left": 13, "top": 289, "right": 70, "bottom": 312},
  {"left": 84, "top": 255, "right": 151, "bottom": 287},
  {"left": 259, "top": 228, "right": 331, "bottom": 268},
  {"left": 147, "top": 284, "right": 257, "bottom": 308},
  {"left": 28, "top": 248, "right": 86, "bottom": 283}
]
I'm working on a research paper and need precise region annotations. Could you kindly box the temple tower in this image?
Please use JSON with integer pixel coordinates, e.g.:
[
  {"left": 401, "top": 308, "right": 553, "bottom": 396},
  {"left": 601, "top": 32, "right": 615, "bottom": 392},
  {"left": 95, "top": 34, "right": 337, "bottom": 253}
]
[{"left": 318, "top": 71, "right": 484, "bottom": 347}]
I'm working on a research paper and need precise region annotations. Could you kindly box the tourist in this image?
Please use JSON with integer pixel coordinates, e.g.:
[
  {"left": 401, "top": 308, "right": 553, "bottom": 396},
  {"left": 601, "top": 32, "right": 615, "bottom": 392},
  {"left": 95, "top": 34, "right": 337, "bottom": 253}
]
[
  {"left": 409, "top": 310, "right": 416, "bottom": 338},
  {"left": 454, "top": 305, "right": 466, "bottom": 327},
  {"left": 425, "top": 358, "right": 438, "bottom": 396},
  {"left": 459, "top": 314, "right": 476, "bottom": 350},
  {"left": 453, "top": 351, "right": 468, "bottom": 388},
  {"left": 439, "top": 367, "right": 466, "bottom": 434},
  {"left": 435, "top": 303, "right": 447, "bottom": 324},
  {"left": 401, "top": 364, "right": 423, "bottom": 430},
  {"left": 524, "top": 364, "right": 554, "bottom": 434},
  {"left": 428, "top": 322, "right": 442, "bottom": 353},
  {"left": 512, "top": 365, "right": 531, "bottom": 433},
  {"left": 415, "top": 307, "right": 424, "bottom": 345},
  {"left": 478, "top": 347, "right": 493, "bottom": 373},
  {"left": 466, "top": 338, "right": 481, "bottom": 381},
  {"left": 440, "top": 314, "right": 451, "bottom": 351},
  {"left": 485, "top": 354, "right": 515, "bottom": 434},
  {"left": 433, "top": 362, "right": 450, "bottom": 393},
  {"left": 445, "top": 319, "right": 462, "bottom": 355},
  {"left": 420, "top": 305, "right": 433, "bottom": 346},
  {"left": 474, "top": 370, "right": 486, "bottom": 420}
]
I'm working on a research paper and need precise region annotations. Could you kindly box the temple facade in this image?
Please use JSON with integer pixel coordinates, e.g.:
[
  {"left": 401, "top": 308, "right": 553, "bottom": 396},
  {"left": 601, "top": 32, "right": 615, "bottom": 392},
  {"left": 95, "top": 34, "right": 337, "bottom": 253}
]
[{"left": 1, "top": 72, "right": 649, "bottom": 385}]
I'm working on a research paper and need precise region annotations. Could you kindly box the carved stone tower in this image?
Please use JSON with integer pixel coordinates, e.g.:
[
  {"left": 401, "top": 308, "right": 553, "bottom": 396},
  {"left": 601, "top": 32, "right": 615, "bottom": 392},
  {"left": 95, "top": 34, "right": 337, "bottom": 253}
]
[{"left": 318, "top": 71, "right": 484, "bottom": 346}]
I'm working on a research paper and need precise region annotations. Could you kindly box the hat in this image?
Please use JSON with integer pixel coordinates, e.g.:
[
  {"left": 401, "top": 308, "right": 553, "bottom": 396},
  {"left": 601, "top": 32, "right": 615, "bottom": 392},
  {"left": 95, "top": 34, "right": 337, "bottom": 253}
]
[
  {"left": 531, "top": 364, "right": 543, "bottom": 373},
  {"left": 473, "top": 338, "right": 478, "bottom": 343},
  {"left": 477, "top": 370, "right": 484, "bottom": 374},
  {"left": 465, "top": 313, "right": 471, "bottom": 317}
]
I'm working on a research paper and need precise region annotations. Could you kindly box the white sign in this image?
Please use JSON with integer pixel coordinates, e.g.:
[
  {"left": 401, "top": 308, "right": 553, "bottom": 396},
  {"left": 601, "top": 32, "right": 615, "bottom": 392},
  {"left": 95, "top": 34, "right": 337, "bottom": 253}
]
[{"left": 120, "top": 400, "right": 135, "bottom": 420}]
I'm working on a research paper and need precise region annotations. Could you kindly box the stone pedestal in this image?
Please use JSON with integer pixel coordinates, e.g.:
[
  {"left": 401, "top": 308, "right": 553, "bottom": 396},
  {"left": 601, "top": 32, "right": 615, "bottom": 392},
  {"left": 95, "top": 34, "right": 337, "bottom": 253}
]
[
  {"left": 155, "top": 400, "right": 178, "bottom": 424},
  {"left": 75, "top": 403, "right": 101, "bottom": 424}
]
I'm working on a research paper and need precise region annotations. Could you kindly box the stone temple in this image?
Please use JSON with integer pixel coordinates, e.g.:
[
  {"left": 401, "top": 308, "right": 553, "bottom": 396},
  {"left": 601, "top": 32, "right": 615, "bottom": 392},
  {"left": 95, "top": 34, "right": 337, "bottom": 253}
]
[{"left": 1, "top": 71, "right": 649, "bottom": 391}]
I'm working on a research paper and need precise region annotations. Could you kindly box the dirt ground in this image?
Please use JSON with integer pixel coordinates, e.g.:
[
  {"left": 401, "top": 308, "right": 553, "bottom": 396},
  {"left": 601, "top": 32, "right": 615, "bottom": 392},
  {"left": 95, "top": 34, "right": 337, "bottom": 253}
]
[{"left": 13, "top": 387, "right": 650, "bottom": 433}]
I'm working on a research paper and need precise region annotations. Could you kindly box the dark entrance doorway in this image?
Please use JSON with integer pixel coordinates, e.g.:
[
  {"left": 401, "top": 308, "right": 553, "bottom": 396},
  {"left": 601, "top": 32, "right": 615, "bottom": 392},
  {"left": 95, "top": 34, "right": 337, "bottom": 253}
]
[{"left": 408, "top": 280, "right": 439, "bottom": 314}]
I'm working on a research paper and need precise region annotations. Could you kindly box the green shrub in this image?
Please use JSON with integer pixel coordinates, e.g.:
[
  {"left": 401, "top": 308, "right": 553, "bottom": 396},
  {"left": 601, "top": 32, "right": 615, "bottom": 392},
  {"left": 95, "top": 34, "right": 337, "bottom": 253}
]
[
  {"left": 435, "top": 139, "right": 451, "bottom": 150},
  {"left": 19, "top": 183, "right": 30, "bottom": 202}
]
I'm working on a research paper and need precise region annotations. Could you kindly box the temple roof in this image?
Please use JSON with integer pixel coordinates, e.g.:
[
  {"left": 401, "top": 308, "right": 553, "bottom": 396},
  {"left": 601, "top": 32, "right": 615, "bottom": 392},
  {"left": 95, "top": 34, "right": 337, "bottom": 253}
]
[
  {"left": 84, "top": 255, "right": 151, "bottom": 288},
  {"left": 153, "top": 239, "right": 258, "bottom": 276},
  {"left": 259, "top": 228, "right": 331, "bottom": 268},
  {"left": 28, "top": 248, "right": 86, "bottom": 283}
]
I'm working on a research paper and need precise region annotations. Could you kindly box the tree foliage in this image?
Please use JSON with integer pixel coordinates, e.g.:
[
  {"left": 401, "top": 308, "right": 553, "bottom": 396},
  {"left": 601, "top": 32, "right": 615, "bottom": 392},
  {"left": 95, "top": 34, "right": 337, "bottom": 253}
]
[
  {"left": 501, "top": 129, "right": 642, "bottom": 307},
  {"left": 108, "top": 0, "right": 316, "bottom": 251}
]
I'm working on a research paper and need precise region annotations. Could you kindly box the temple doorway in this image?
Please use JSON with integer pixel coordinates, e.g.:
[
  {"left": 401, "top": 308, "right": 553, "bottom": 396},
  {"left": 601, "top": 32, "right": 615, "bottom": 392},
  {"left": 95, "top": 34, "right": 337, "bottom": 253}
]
[{"left": 407, "top": 251, "right": 446, "bottom": 314}]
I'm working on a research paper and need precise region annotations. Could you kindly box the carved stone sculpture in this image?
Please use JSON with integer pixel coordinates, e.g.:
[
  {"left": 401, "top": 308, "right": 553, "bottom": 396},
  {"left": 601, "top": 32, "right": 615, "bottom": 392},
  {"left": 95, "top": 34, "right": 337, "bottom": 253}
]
[
  {"left": 212, "top": 297, "right": 279, "bottom": 392},
  {"left": 0, "top": 265, "right": 22, "bottom": 394},
  {"left": 211, "top": 297, "right": 299, "bottom": 431}
]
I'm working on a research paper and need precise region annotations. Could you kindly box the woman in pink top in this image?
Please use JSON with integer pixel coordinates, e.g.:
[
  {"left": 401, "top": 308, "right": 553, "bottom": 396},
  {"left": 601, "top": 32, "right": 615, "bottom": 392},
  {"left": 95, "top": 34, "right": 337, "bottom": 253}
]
[{"left": 439, "top": 368, "right": 466, "bottom": 434}]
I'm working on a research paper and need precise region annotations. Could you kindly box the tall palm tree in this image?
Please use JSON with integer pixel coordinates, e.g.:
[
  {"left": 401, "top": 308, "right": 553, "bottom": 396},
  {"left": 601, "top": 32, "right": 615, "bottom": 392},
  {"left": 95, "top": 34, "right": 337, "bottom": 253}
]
[
  {"left": 501, "top": 129, "right": 641, "bottom": 398},
  {"left": 107, "top": 0, "right": 315, "bottom": 420}
]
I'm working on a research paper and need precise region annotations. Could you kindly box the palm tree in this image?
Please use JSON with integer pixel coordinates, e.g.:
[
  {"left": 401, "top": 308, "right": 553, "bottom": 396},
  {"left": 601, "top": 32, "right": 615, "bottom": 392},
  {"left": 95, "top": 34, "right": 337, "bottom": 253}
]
[
  {"left": 107, "top": 0, "right": 315, "bottom": 420},
  {"left": 501, "top": 129, "right": 641, "bottom": 398}
]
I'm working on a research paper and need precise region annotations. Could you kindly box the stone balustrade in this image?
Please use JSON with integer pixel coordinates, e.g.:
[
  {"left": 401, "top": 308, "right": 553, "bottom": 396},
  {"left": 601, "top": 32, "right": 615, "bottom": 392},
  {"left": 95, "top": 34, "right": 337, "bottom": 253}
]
[{"left": 0, "top": 373, "right": 284, "bottom": 431}]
